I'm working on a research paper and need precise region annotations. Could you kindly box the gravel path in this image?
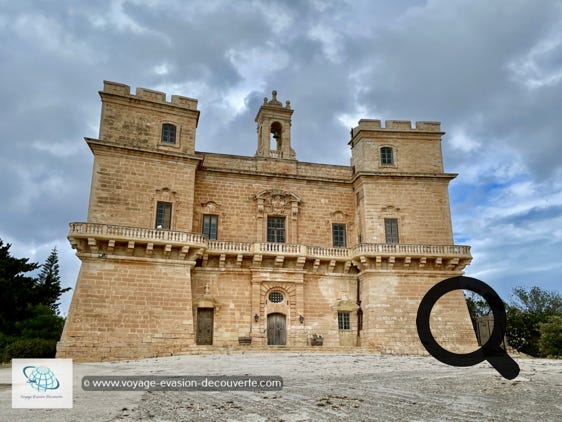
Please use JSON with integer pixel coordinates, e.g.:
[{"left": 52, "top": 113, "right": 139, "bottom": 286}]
[{"left": 2, "top": 353, "right": 561, "bottom": 421}]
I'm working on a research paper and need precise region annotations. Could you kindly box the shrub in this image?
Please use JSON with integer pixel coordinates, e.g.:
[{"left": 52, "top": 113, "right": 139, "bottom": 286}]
[
  {"left": 539, "top": 315, "right": 562, "bottom": 358},
  {"left": 16, "top": 304, "right": 65, "bottom": 341},
  {"left": 0, "top": 332, "right": 15, "bottom": 351},
  {"left": 2, "top": 338, "right": 57, "bottom": 361}
]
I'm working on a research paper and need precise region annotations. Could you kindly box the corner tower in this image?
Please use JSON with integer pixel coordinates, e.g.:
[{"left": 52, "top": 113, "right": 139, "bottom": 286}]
[
  {"left": 255, "top": 90, "right": 296, "bottom": 159},
  {"left": 349, "top": 119, "right": 452, "bottom": 245}
]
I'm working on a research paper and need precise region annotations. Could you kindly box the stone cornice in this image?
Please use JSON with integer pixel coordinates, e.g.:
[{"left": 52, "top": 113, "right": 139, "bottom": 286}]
[
  {"left": 86, "top": 138, "right": 203, "bottom": 163},
  {"left": 351, "top": 171, "right": 458, "bottom": 182}
]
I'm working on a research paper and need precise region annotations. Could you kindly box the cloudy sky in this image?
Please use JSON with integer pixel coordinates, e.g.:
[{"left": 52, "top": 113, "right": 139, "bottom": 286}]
[{"left": 1, "top": 0, "right": 561, "bottom": 315}]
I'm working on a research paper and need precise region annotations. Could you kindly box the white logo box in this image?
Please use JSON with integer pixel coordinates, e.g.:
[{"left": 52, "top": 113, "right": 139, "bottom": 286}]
[{"left": 12, "top": 358, "right": 73, "bottom": 408}]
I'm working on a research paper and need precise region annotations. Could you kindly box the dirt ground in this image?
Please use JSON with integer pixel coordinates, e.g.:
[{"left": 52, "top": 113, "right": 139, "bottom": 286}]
[{"left": 1, "top": 352, "right": 561, "bottom": 421}]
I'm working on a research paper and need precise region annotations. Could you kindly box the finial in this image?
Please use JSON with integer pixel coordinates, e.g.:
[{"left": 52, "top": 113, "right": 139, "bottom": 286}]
[
  {"left": 271, "top": 90, "right": 278, "bottom": 101},
  {"left": 285, "top": 100, "right": 291, "bottom": 109},
  {"left": 263, "top": 97, "right": 268, "bottom": 105}
]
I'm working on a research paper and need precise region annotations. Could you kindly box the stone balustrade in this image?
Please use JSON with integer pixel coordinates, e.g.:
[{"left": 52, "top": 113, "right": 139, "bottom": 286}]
[
  {"left": 353, "top": 243, "right": 470, "bottom": 257},
  {"left": 68, "top": 223, "right": 471, "bottom": 265},
  {"left": 69, "top": 222, "right": 207, "bottom": 245}
]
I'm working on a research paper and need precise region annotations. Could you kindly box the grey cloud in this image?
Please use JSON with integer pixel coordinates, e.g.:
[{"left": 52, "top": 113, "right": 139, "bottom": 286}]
[{"left": 1, "top": 0, "right": 561, "bottom": 313}]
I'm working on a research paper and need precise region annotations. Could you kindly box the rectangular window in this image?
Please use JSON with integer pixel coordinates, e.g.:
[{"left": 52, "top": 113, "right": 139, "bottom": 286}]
[
  {"left": 384, "top": 218, "right": 399, "bottom": 244},
  {"left": 267, "top": 216, "right": 285, "bottom": 243},
  {"left": 338, "top": 312, "right": 351, "bottom": 330},
  {"left": 155, "top": 201, "right": 172, "bottom": 230},
  {"left": 161, "top": 123, "right": 176, "bottom": 144},
  {"left": 202, "top": 214, "right": 218, "bottom": 240},
  {"left": 381, "top": 147, "right": 394, "bottom": 165},
  {"left": 332, "top": 223, "right": 347, "bottom": 248}
]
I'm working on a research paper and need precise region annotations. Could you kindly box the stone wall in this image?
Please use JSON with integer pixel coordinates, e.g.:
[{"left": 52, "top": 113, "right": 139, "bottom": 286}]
[
  {"left": 193, "top": 169, "right": 356, "bottom": 246},
  {"left": 87, "top": 144, "right": 198, "bottom": 232},
  {"left": 359, "top": 271, "right": 476, "bottom": 354},
  {"left": 57, "top": 258, "right": 195, "bottom": 361},
  {"left": 356, "top": 176, "right": 454, "bottom": 245}
]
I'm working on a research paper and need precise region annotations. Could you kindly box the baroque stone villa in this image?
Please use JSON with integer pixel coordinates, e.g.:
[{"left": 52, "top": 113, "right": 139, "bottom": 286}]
[{"left": 57, "top": 81, "right": 476, "bottom": 361}]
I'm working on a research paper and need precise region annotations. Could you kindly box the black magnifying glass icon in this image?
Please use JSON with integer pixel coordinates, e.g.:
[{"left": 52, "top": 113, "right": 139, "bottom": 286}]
[{"left": 416, "top": 276, "right": 520, "bottom": 380}]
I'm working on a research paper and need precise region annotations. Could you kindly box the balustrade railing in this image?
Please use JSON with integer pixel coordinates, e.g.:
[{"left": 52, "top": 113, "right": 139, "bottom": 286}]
[
  {"left": 257, "top": 242, "right": 303, "bottom": 254},
  {"left": 69, "top": 223, "right": 470, "bottom": 258},
  {"left": 307, "top": 246, "right": 351, "bottom": 258},
  {"left": 353, "top": 243, "right": 470, "bottom": 256},
  {"left": 208, "top": 241, "right": 252, "bottom": 253},
  {"left": 69, "top": 223, "right": 207, "bottom": 244}
]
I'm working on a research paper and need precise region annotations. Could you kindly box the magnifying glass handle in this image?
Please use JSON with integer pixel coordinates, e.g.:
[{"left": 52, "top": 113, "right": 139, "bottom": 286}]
[{"left": 486, "top": 350, "right": 520, "bottom": 380}]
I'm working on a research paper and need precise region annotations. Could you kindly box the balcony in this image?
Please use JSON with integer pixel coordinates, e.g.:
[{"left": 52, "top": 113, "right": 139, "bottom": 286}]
[
  {"left": 68, "top": 222, "right": 471, "bottom": 271},
  {"left": 69, "top": 222, "right": 207, "bottom": 245},
  {"left": 353, "top": 243, "right": 470, "bottom": 257}
]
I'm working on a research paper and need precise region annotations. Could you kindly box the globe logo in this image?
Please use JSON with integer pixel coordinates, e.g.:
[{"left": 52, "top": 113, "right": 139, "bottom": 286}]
[{"left": 23, "top": 366, "right": 61, "bottom": 392}]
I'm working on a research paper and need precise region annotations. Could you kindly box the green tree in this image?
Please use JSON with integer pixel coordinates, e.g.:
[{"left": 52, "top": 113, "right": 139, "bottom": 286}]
[
  {"left": 36, "top": 247, "right": 70, "bottom": 314},
  {"left": 16, "top": 304, "right": 65, "bottom": 341},
  {"left": 506, "top": 286, "right": 562, "bottom": 357},
  {"left": 0, "top": 240, "right": 69, "bottom": 361},
  {"left": 0, "top": 239, "right": 40, "bottom": 336},
  {"left": 464, "top": 291, "right": 492, "bottom": 320},
  {"left": 510, "top": 286, "right": 562, "bottom": 315},
  {"left": 539, "top": 315, "right": 562, "bottom": 357},
  {"left": 505, "top": 307, "right": 538, "bottom": 354}
]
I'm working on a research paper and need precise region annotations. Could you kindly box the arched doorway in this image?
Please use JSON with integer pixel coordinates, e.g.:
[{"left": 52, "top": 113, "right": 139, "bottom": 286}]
[{"left": 267, "top": 313, "right": 286, "bottom": 345}]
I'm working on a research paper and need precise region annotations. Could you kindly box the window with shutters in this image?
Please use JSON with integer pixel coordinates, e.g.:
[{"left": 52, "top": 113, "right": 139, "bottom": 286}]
[
  {"left": 202, "top": 214, "right": 218, "bottom": 240},
  {"left": 332, "top": 223, "right": 347, "bottom": 248},
  {"left": 338, "top": 312, "right": 351, "bottom": 330},
  {"left": 155, "top": 201, "right": 172, "bottom": 229},
  {"left": 384, "top": 218, "right": 399, "bottom": 244},
  {"left": 267, "top": 216, "right": 285, "bottom": 243}
]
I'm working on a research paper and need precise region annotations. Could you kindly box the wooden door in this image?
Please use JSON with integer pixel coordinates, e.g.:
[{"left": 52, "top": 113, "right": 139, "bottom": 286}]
[
  {"left": 267, "top": 313, "right": 286, "bottom": 345},
  {"left": 196, "top": 308, "right": 214, "bottom": 345}
]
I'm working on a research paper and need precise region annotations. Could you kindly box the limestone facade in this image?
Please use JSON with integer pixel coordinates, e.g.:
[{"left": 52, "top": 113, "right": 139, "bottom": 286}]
[{"left": 57, "top": 81, "right": 476, "bottom": 361}]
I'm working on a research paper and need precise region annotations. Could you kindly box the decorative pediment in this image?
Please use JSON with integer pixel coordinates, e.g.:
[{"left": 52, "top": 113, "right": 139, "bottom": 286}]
[
  {"left": 331, "top": 210, "right": 349, "bottom": 220},
  {"left": 193, "top": 295, "right": 220, "bottom": 310},
  {"left": 332, "top": 295, "right": 359, "bottom": 313},
  {"left": 201, "top": 201, "right": 220, "bottom": 213},
  {"left": 254, "top": 189, "right": 301, "bottom": 216},
  {"left": 381, "top": 205, "right": 401, "bottom": 213},
  {"left": 193, "top": 282, "right": 221, "bottom": 310},
  {"left": 153, "top": 187, "right": 178, "bottom": 202}
]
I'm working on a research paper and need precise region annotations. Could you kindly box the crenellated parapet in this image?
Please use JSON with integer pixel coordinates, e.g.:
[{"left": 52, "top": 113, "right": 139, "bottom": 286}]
[
  {"left": 349, "top": 117, "right": 447, "bottom": 175},
  {"left": 351, "top": 119, "right": 442, "bottom": 137},
  {"left": 97, "top": 81, "right": 200, "bottom": 155},
  {"left": 102, "top": 80, "right": 198, "bottom": 110}
]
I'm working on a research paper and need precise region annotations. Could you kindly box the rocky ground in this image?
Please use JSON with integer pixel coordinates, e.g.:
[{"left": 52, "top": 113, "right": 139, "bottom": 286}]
[{"left": 1, "top": 352, "right": 561, "bottom": 421}]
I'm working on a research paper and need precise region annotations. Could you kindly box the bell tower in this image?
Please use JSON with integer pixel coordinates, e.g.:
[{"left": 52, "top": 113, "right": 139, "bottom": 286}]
[{"left": 255, "top": 90, "right": 296, "bottom": 159}]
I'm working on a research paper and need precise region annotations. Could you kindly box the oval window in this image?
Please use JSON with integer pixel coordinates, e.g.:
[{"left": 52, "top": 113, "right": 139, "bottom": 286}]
[{"left": 268, "top": 291, "right": 284, "bottom": 303}]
